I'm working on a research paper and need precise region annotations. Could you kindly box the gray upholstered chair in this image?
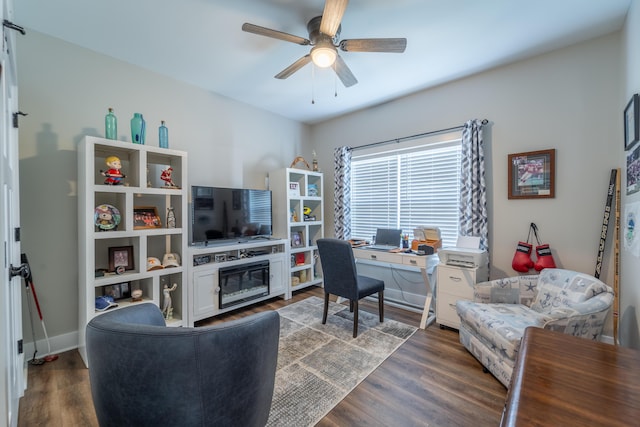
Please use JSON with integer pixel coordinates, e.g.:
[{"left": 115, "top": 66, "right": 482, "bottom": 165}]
[
  {"left": 86, "top": 302, "right": 279, "bottom": 427},
  {"left": 456, "top": 268, "right": 613, "bottom": 387},
  {"left": 317, "top": 238, "right": 385, "bottom": 337}
]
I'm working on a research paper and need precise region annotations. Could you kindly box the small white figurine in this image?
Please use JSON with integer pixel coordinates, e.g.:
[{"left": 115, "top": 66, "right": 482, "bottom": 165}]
[{"left": 162, "top": 283, "right": 178, "bottom": 319}]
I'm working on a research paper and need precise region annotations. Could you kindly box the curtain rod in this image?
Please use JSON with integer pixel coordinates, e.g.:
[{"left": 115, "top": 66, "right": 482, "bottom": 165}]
[{"left": 350, "top": 119, "right": 488, "bottom": 152}]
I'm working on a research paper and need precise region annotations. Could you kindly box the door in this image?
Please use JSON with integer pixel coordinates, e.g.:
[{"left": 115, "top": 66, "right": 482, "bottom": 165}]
[{"left": 0, "top": 1, "right": 24, "bottom": 426}]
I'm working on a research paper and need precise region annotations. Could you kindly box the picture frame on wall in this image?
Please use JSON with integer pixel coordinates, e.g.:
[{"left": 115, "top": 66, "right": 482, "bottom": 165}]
[
  {"left": 133, "top": 206, "right": 162, "bottom": 229},
  {"left": 626, "top": 144, "right": 640, "bottom": 195},
  {"left": 108, "top": 245, "right": 135, "bottom": 273},
  {"left": 624, "top": 94, "right": 640, "bottom": 151},
  {"left": 508, "top": 149, "right": 556, "bottom": 199}
]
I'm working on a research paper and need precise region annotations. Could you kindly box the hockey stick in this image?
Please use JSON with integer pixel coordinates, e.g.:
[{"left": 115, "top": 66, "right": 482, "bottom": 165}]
[{"left": 594, "top": 169, "right": 616, "bottom": 279}]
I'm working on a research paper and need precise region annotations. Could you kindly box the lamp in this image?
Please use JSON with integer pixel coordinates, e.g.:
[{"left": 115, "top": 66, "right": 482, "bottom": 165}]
[{"left": 310, "top": 39, "right": 337, "bottom": 68}]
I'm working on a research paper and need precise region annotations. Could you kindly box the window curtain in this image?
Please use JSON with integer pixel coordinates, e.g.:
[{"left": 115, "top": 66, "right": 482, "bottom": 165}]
[
  {"left": 333, "top": 146, "right": 351, "bottom": 240},
  {"left": 459, "top": 119, "right": 489, "bottom": 253}
]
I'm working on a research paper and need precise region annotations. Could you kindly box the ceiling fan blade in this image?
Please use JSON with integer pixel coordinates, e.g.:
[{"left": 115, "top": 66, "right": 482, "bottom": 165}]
[
  {"left": 275, "top": 55, "right": 312, "bottom": 79},
  {"left": 320, "top": 0, "right": 348, "bottom": 37},
  {"left": 333, "top": 55, "right": 357, "bottom": 87},
  {"left": 242, "top": 23, "right": 310, "bottom": 45},
  {"left": 339, "top": 38, "right": 407, "bottom": 53}
]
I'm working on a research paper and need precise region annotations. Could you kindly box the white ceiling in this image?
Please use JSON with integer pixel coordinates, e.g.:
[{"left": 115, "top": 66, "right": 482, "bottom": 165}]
[{"left": 15, "top": 0, "right": 631, "bottom": 124}]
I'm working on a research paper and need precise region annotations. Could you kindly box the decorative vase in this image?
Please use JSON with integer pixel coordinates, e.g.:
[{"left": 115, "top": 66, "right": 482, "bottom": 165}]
[
  {"left": 130, "top": 113, "right": 146, "bottom": 144},
  {"left": 105, "top": 108, "right": 117, "bottom": 140},
  {"left": 159, "top": 120, "right": 169, "bottom": 148}
]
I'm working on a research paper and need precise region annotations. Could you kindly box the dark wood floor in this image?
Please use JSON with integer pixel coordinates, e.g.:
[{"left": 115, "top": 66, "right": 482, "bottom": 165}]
[{"left": 18, "top": 287, "right": 506, "bottom": 426}]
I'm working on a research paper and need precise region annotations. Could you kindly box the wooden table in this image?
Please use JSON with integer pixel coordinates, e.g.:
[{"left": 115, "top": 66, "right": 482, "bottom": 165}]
[{"left": 501, "top": 327, "right": 640, "bottom": 426}]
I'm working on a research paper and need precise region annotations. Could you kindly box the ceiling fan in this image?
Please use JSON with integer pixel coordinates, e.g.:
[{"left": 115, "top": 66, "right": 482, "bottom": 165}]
[{"left": 242, "top": 0, "right": 407, "bottom": 88}]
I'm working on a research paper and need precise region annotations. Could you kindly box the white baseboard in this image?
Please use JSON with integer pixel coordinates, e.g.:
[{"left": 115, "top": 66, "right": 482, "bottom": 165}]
[
  {"left": 600, "top": 334, "right": 614, "bottom": 345},
  {"left": 23, "top": 330, "right": 79, "bottom": 361}
]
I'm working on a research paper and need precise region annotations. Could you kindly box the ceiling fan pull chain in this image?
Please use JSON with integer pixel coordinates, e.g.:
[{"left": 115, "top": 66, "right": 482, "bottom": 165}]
[
  {"left": 311, "top": 64, "right": 316, "bottom": 104},
  {"left": 334, "top": 70, "right": 338, "bottom": 98}
]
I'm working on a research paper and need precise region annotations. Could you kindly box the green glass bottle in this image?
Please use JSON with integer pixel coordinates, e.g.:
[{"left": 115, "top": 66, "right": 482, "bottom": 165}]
[
  {"left": 131, "top": 113, "right": 146, "bottom": 144},
  {"left": 105, "top": 108, "right": 117, "bottom": 140},
  {"left": 159, "top": 120, "right": 169, "bottom": 148}
]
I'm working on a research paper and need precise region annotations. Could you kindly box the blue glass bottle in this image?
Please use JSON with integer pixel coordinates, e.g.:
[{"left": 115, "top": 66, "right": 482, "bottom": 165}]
[
  {"left": 105, "top": 108, "right": 117, "bottom": 140},
  {"left": 159, "top": 120, "right": 169, "bottom": 148},
  {"left": 131, "top": 113, "right": 146, "bottom": 144}
]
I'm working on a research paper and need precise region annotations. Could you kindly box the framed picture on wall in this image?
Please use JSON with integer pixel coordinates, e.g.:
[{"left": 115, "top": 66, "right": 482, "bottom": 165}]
[
  {"left": 508, "top": 149, "right": 555, "bottom": 199},
  {"left": 625, "top": 93, "right": 640, "bottom": 151},
  {"left": 627, "top": 144, "right": 640, "bottom": 195}
]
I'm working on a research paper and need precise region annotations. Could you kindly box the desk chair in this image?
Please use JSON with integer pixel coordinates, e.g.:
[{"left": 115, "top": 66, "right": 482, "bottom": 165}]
[{"left": 317, "top": 238, "right": 385, "bottom": 337}]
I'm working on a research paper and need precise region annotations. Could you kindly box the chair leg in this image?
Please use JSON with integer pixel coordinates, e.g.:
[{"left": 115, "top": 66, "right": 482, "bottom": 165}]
[
  {"left": 353, "top": 300, "right": 359, "bottom": 338},
  {"left": 349, "top": 300, "right": 354, "bottom": 312},
  {"left": 322, "top": 293, "right": 330, "bottom": 324},
  {"left": 378, "top": 290, "right": 384, "bottom": 323}
]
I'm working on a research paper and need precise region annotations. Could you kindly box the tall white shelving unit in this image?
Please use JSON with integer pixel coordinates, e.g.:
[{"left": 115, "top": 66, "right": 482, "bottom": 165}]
[
  {"left": 78, "top": 136, "right": 188, "bottom": 367},
  {"left": 270, "top": 168, "right": 324, "bottom": 291}
]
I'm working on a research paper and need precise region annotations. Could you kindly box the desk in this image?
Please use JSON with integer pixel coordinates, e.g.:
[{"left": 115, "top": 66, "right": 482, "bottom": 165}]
[
  {"left": 352, "top": 248, "right": 438, "bottom": 329},
  {"left": 501, "top": 327, "right": 640, "bottom": 426}
]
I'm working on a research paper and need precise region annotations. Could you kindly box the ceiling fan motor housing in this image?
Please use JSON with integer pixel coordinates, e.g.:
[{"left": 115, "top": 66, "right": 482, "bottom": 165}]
[{"left": 307, "top": 16, "right": 340, "bottom": 45}]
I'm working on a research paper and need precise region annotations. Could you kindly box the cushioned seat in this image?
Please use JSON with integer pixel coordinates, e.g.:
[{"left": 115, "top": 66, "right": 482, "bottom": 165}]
[
  {"left": 86, "top": 302, "right": 280, "bottom": 427},
  {"left": 317, "top": 238, "right": 385, "bottom": 337},
  {"left": 456, "top": 268, "right": 613, "bottom": 387}
]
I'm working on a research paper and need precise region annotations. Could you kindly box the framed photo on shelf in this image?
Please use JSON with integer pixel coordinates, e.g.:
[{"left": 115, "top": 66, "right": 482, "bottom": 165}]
[
  {"left": 508, "top": 149, "right": 555, "bottom": 199},
  {"left": 103, "top": 282, "right": 131, "bottom": 300},
  {"left": 133, "top": 206, "right": 162, "bottom": 229},
  {"left": 291, "top": 231, "right": 304, "bottom": 248},
  {"left": 288, "top": 182, "right": 300, "bottom": 197},
  {"left": 625, "top": 94, "right": 640, "bottom": 151},
  {"left": 108, "top": 245, "right": 135, "bottom": 273}
]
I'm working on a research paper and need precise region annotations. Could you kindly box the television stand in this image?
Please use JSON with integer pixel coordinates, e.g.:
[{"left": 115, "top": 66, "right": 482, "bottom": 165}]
[{"left": 187, "top": 238, "right": 289, "bottom": 325}]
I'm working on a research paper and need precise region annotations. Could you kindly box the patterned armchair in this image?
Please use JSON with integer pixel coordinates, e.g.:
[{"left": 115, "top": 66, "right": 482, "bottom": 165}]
[{"left": 455, "top": 268, "right": 613, "bottom": 387}]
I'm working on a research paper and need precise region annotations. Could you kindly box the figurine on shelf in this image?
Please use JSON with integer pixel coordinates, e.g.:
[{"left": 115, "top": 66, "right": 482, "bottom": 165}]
[
  {"left": 160, "top": 166, "right": 178, "bottom": 188},
  {"left": 100, "top": 156, "right": 125, "bottom": 185},
  {"left": 162, "top": 283, "right": 178, "bottom": 320},
  {"left": 166, "top": 207, "right": 176, "bottom": 228}
]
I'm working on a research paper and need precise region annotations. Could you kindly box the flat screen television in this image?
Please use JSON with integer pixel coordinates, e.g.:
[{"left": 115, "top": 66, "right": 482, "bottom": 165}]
[{"left": 191, "top": 186, "right": 272, "bottom": 245}]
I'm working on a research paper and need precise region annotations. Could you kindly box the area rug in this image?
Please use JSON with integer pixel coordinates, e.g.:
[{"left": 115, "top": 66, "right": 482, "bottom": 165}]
[{"left": 267, "top": 296, "right": 417, "bottom": 427}]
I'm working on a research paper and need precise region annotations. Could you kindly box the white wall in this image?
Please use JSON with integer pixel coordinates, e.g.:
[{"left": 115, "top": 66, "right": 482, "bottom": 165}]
[
  {"left": 621, "top": 0, "right": 640, "bottom": 349},
  {"left": 17, "top": 26, "right": 634, "bottom": 347},
  {"left": 311, "top": 33, "right": 622, "bottom": 336},
  {"left": 17, "top": 31, "right": 308, "bottom": 345}
]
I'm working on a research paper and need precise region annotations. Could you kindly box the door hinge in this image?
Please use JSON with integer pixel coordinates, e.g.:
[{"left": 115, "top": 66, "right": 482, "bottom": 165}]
[
  {"left": 14, "top": 227, "right": 20, "bottom": 242},
  {"left": 13, "top": 111, "right": 27, "bottom": 128},
  {"left": 3, "top": 20, "right": 25, "bottom": 35},
  {"left": 17, "top": 339, "right": 23, "bottom": 354}
]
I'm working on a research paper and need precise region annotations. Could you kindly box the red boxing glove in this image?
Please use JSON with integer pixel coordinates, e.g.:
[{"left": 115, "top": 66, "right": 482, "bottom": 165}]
[
  {"left": 534, "top": 244, "right": 556, "bottom": 271},
  {"left": 512, "top": 241, "right": 534, "bottom": 272}
]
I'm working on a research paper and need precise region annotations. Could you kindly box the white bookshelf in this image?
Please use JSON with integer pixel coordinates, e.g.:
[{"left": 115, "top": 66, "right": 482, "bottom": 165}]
[
  {"left": 270, "top": 168, "right": 324, "bottom": 291},
  {"left": 77, "top": 136, "right": 188, "bottom": 367}
]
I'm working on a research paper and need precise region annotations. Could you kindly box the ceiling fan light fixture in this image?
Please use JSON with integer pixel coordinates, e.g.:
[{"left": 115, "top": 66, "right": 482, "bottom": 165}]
[{"left": 310, "top": 42, "right": 337, "bottom": 68}]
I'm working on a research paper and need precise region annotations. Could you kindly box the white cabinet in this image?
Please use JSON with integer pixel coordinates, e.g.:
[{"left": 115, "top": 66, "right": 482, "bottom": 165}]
[
  {"left": 436, "top": 263, "right": 488, "bottom": 330},
  {"left": 188, "top": 239, "right": 289, "bottom": 325},
  {"left": 78, "top": 136, "right": 188, "bottom": 366},
  {"left": 270, "top": 168, "right": 324, "bottom": 291}
]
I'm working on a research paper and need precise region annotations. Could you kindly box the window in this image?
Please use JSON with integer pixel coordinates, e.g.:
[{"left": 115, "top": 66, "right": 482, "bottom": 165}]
[{"left": 351, "top": 137, "right": 461, "bottom": 247}]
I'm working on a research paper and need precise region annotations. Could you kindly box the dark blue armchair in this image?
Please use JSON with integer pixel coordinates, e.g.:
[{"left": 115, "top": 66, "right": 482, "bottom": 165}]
[{"left": 86, "top": 302, "right": 279, "bottom": 426}]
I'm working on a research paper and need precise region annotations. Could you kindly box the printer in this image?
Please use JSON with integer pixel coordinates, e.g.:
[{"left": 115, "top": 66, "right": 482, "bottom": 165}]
[
  {"left": 438, "top": 247, "right": 488, "bottom": 268},
  {"left": 438, "top": 236, "right": 487, "bottom": 268}
]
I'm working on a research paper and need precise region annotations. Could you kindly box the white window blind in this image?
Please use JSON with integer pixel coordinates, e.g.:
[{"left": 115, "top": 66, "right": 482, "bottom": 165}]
[{"left": 351, "top": 139, "right": 461, "bottom": 247}]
